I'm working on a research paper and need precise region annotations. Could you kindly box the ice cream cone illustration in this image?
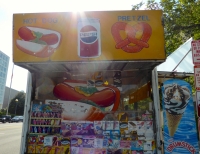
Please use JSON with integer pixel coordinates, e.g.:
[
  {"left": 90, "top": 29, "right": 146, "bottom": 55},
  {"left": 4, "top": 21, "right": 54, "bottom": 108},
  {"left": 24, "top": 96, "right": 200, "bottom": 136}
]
[
  {"left": 165, "top": 111, "right": 183, "bottom": 137},
  {"left": 164, "top": 83, "right": 190, "bottom": 137}
]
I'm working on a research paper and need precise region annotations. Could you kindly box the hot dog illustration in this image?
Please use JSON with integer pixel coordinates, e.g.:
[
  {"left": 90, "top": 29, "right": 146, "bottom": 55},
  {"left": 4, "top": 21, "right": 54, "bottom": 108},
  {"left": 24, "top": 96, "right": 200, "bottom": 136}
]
[
  {"left": 53, "top": 80, "right": 120, "bottom": 120},
  {"left": 16, "top": 26, "right": 61, "bottom": 58}
]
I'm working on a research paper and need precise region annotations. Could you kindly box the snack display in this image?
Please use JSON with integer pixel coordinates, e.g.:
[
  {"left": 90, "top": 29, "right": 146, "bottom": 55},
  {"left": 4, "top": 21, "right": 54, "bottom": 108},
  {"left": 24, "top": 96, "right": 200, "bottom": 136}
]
[
  {"left": 25, "top": 75, "right": 156, "bottom": 154},
  {"left": 27, "top": 101, "right": 155, "bottom": 153}
]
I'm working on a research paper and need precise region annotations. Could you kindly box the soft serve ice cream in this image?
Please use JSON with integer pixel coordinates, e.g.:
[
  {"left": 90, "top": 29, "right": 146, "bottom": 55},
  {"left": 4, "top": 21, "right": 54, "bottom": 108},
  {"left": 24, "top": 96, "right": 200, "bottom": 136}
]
[{"left": 163, "top": 84, "right": 190, "bottom": 137}]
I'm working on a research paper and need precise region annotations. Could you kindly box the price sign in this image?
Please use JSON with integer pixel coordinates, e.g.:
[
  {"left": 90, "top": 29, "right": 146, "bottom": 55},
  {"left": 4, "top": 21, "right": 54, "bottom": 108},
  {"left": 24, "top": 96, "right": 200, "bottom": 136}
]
[
  {"left": 192, "top": 40, "right": 200, "bottom": 65},
  {"left": 194, "top": 65, "right": 200, "bottom": 91}
]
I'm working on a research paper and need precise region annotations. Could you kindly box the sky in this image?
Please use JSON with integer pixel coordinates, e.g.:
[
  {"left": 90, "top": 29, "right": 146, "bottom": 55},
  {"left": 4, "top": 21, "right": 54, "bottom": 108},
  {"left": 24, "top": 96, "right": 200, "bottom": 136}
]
[{"left": 0, "top": 0, "right": 146, "bottom": 92}]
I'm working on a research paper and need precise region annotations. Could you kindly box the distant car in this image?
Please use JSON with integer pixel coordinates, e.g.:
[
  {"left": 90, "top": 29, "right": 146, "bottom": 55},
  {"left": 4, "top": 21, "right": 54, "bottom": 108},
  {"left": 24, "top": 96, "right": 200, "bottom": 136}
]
[
  {"left": 11, "top": 116, "right": 23, "bottom": 122},
  {"left": 0, "top": 115, "right": 11, "bottom": 123}
]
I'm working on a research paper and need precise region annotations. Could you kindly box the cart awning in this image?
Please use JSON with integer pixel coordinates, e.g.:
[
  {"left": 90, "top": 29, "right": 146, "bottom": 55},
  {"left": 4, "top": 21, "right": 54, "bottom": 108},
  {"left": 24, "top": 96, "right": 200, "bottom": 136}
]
[{"left": 157, "top": 38, "right": 193, "bottom": 74}]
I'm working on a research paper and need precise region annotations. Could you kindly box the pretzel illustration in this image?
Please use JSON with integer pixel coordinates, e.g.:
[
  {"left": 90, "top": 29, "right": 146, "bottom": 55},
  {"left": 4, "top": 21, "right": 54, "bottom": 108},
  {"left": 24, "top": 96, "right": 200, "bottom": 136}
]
[{"left": 111, "top": 22, "right": 152, "bottom": 53}]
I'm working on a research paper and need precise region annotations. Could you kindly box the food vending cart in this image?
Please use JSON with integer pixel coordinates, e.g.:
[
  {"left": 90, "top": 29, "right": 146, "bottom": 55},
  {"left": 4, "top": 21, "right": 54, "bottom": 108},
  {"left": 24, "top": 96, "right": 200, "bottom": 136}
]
[{"left": 12, "top": 10, "right": 165, "bottom": 154}]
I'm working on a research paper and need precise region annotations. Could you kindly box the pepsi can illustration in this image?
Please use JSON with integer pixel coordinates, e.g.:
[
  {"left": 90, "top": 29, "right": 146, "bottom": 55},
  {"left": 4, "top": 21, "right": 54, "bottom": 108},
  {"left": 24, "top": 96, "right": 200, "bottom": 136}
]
[{"left": 78, "top": 18, "right": 101, "bottom": 58}]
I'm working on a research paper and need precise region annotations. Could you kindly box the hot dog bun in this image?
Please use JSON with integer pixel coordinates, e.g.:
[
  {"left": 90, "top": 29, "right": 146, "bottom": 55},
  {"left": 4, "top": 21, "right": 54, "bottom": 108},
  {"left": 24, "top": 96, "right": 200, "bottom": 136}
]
[
  {"left": 16, "top": 26, "right": 61, "bottom": 58},
  {"left": 16, "top": 40, "right": 54, "bottom": 58},
  {"left": 59, "top": 100, "right": 105, "bottom": 121}
]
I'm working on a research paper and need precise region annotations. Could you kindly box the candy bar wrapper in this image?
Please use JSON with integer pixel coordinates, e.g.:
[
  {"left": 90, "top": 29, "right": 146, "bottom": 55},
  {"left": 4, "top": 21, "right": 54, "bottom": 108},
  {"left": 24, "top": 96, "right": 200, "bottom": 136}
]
[
  {"left": 118, "top": 112, "right": 128, "bottom": 121},
  {"left": 27, "top": 145, "right": 36, "bottom": 153},
  {"left": 103, "top": 139, "right": 109, "bottom": 148},
  {"left": 35, "top": 145, "right": 45, "bottom": 153},
  {"left": 132, "top": 150, "right": 144, "bottom": 154},
  {"left": 106, "top": 121, "right": 114, "bottom": 130},
  {"left": 122, "top": 149, "right": 131, "bottom": 154},
  {"left": 61, "top": 120, "right": 71, "bottom": 130},
  {"left": 94, "top": 138, "right": 103, "bottom": 148},
  {"left": 95, "top": 148, "right": 107, "bottom": 154},
  {"left": 120, "top": 140, "right": 131, "bottom": 149},
  {"left": 130, "top": 130, "right": 138, "bottom": 141},
  {"left": 83, "top": 121, "right": 94, "bottom": 130},
  {"left": 103, "top": 130, "right": 111, "bottom": 138},
  {"left": 144, "top": 141, "right": 155, "bottom": 151},
  {"left": 70, "top": 121, "right": 85, "bottom": 133},
  {"left": 144, "top": 129, "right": 154, "bottom": 141},
  {"left": 137, "top": 121, "right": 146, "bottom": 130},
  {"left": 120, "top": 136, "right": 132, "bottom": 141},
  {"left": 53, "top": 146, "right": 67, "bottom": 154},
  {"left": 110, "top": 130, "right": 120, "bottom": 140},
  {"left": 94, "top": 121, "right": 103, "bottom": 135},
  {"left": 71, "top": 130, "right": 82, "bottom": 135},
  {"left": 131, "top": 140, "right": 144, "bottom": 150},
  {"left": 61, "top": 120, "right": 71, "bottom": 137},
  {"left": 80, "top": 148, "right": 95, "bottom": 154},
  {"left": 107, "top": 149, "right": 122, "bottom": 154},
  {"left": 76, "top": 121, "right": 85, "bottom": 130},
  {"left": 119, "top": 121, "right": 128, "bottom": 136},
  {"left": 71, "top": 121, "right": 78, "bottom": 130},
  {"left": 37, "top": 135, "right": 45, "bottom": 145},
  {"left": 137, "top": 129, "right": 145, "bottom": 140},
  {"left": 44, "top": 146, "right": 53, "bottom": 154},
  {"left": 60, "top": 146, "right": 70, "bottom": 154},
  {"left": 145, "top": 121, "right": 153, "bottom": 130},
  {"left": 82, "top": 136, "right": 95, "bottom": 148},
  {"left": 114, "top": 121, "right": 120, "bottom": 130},
  {"left": 143, "top": 150, "right": 153, "bottom": 154},
  {"left": 50, "top": 145, "right": 70, "bottom": 154},
  {"left": 128, "top": 121, "right": 137, "bottom": 131},
  {"left": 28, "top": 136, "right": 37, "bottom": 144},
  {"left": 61, "top": 137, "right": 70, "bottom": 146},
  {"left": 71, "top": 136, "right": 83, "bottom": 147},
  {"left": 108, "top": 139, "right": 120, "bottom": 149},
  {"left": 143, "top": 141, "right": 153, "bottom": 151},
  {"left": 81, "top": 121, "right": 95, "bottom": 135},
  {"left": 71, "top": 147, "right": 80, "bottom": 154},
  {"left": 52, "top": 136, "right": 60, "bottom": 146},
  {"left": 102, "top": 121, "right": 106, "bottom": 130},
  {"left": 44, "top": 136, "right": 54, "bottom": 146}
]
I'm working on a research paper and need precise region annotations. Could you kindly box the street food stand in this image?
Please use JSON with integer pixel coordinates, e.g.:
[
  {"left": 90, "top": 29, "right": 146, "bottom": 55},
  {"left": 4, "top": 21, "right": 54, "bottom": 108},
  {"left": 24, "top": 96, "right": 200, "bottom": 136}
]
[{"left": 13, "top": 10, "right": 165, "bottom": 154}]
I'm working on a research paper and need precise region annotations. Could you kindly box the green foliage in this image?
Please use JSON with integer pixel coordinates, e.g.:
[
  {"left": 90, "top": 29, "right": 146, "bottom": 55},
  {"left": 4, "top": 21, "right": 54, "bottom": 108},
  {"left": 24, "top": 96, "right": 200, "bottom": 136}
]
[
  {"left": 128, "top": 97, "right": 152, "bottom": 111},
  {"left": 160, "top": 0, "right": 200, "bottom": 55},
  {"left": 184, "top": 76, "right": 195, "bottom": 94},
  {"left": 0, "top": 108, "right": 7, "bottom": 116},
  {"left": 133, "top": 0, "right": 200, "bottom": 56},
  {"left": 132, "top": 1, "right": 145, "bottom": 10},
  {"left": 8, "top": 91, "right": 25, "bottom": 115}
]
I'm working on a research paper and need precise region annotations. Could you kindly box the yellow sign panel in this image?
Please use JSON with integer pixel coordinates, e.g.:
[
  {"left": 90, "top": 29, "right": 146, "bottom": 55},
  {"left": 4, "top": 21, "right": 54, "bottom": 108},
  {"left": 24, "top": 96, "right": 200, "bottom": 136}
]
[{"left": 13, "top": 10, "right": 165, "bottom": 63}]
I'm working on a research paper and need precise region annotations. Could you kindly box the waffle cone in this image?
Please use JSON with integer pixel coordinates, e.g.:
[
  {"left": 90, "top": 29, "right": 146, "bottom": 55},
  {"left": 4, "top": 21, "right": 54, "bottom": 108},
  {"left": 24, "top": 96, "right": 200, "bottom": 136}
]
[{"left": 166, "top": 111, "right": 182, "bottom": 137}]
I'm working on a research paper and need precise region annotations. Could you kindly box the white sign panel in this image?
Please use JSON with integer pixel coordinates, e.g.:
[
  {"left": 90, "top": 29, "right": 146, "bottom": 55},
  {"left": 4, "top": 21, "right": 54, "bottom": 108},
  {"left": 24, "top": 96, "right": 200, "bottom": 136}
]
[
  {"left": 194, "top": 65, "right": 200, "bottom": 91},
  {"left": 192, "top": 40, "right": 200, "bottom": 65}
]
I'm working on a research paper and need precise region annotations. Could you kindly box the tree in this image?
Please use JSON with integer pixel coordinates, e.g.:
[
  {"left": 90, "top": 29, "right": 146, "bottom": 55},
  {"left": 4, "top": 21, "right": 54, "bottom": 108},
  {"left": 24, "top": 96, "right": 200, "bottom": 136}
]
[
  {"left": 0, "top": 108, "right": 7, "bottom": 116},
  {"left": 8, "top": 91, "right": 25, "bottom": 116},
  {"left": 133, "top": 0, "right": 200, "bottom": 56}
]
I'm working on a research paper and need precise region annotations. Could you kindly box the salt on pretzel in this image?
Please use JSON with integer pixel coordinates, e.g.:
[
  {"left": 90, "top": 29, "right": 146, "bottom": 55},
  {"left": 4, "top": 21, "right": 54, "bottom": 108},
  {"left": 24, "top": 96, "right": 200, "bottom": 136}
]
[{"left": 111, "top": 22, "right": 152, "bottom": 53}]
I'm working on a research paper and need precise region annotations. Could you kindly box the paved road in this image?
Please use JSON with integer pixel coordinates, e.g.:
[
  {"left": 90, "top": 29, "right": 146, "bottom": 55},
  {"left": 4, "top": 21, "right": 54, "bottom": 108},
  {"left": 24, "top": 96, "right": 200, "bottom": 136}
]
[{"left": 0, "top": 122, "right": 22, "bottom": 154}]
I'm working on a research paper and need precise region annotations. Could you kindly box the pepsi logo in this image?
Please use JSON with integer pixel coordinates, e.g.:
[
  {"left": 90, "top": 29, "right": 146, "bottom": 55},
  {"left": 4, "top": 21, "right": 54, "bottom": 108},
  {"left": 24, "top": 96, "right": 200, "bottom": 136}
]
[{"left": 80, "top": 25, "right": 98, "bottom": 44}]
